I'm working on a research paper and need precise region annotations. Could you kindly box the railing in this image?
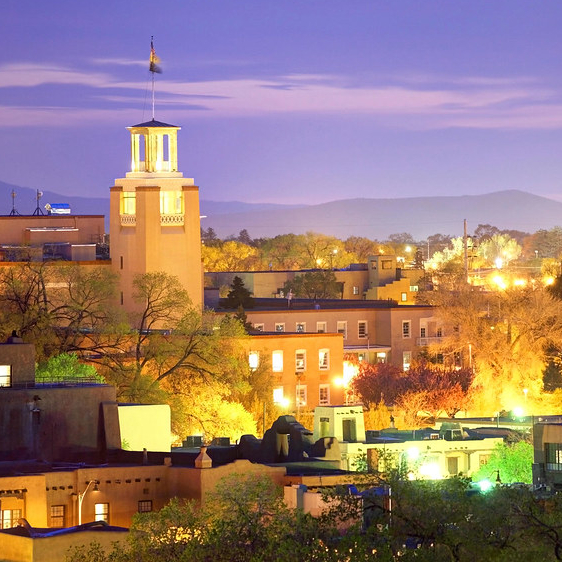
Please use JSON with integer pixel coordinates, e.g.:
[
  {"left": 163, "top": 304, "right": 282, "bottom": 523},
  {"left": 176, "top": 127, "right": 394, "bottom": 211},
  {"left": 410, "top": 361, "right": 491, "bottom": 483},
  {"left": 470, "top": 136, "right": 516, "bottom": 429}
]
[
  {"left": 120, "top": 214, "right": 136, "bottom": 226},
  {"left": 119, "top": 214, "right": 185, "bottom": 227},
  {"left": 160, "top": 214, "right": 184, "bottom": 226},
  {"left": 416, "top": 336, "right": 444, "bottom": 346}
]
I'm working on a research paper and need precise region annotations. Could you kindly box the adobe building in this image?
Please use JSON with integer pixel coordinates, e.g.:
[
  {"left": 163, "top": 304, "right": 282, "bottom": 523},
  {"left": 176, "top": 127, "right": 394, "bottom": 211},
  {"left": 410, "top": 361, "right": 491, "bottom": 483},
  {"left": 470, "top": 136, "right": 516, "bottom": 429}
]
[
  {"left": 109, "top": 119, "right": 203, "bottom": 315},
  {"left": 219, "top": 298, "right": 441, "bottom": 371},
  {"left": 206, "top": 254, "right": 424, "bottom": 305},
  {"left": 242, "top": 331, "right": 346, "bottom": 413}
]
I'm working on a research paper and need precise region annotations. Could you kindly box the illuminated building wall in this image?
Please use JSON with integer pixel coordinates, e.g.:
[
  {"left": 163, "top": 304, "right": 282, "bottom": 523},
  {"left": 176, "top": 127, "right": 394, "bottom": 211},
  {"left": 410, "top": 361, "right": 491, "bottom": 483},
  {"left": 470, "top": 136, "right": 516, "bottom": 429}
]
[{"left": 110, "top": 120, "right": 203, "bottom": 314}]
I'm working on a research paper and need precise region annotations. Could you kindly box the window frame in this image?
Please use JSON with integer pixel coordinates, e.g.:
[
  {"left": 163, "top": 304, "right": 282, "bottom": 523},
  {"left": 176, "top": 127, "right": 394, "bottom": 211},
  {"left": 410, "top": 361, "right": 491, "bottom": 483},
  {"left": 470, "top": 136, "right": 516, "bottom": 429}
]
[
  {"left": 0, "top": 365, "right": 11, "bottom": 388},
  {"left": 402, "top": 320, "right": 411, "bottom": 339},
  {"left": 358, "top": 321, "right": 368, "bottom": 339},
  {"left": 319, "top": 349, "right": 329, "bottom": 370},
  {"left": 50, "top": 505, "right": 65, "bottom": 528},
  {"left": 319, "top": 384, "right": 330, "bottom": 406},
  {"left": 295, "top": 350, "right": 307, "bottom": 372},
  {"left": 94, "top": 503, "right": 109, "bottom": 524},
  {"left": 138, "top": 500, "right": 153, "bottom": 513},
  {"left": 337, "top": 321, "right": 348, "bottom": 339},
  {"left": 272, "top": 350, "right": 283, "bottom": 372}
]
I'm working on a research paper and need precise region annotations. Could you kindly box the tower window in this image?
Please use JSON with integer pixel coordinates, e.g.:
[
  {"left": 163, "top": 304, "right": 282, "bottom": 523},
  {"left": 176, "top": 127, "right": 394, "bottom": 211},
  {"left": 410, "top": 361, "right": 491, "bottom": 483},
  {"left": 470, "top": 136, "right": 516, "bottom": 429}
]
[{"left": 121, "top": 192, "right": 136, "bottom": 215}]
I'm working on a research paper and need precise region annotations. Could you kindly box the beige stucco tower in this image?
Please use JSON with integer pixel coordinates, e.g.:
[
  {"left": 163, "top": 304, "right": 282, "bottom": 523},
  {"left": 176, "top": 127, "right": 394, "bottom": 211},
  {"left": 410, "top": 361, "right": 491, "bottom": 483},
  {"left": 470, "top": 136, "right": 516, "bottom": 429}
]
[{"left": 110, "top": 119, "right": 202, "bottom": 314}]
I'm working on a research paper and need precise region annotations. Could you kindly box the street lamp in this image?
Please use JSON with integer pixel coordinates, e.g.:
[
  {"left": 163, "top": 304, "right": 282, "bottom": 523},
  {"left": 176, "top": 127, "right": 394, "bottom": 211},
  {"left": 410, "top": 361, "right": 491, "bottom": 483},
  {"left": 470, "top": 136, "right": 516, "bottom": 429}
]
[{"left": 78, "top": 480, "right": 100, "bottom": 525}]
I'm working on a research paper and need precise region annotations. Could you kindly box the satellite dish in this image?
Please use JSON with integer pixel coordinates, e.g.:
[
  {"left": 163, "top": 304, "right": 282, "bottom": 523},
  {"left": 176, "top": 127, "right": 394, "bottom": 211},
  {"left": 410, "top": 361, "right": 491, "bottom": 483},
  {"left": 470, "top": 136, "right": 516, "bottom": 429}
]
[{"left": 45, "top": 204, "right": 51, "bottom": 210}]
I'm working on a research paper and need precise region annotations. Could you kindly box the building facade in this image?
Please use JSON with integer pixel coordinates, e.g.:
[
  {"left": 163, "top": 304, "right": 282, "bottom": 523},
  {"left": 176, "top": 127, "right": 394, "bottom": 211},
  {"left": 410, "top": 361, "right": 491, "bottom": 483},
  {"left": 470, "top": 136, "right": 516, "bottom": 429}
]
[{"left": 109, "top": 120, "right": 203, "bottom": 314}]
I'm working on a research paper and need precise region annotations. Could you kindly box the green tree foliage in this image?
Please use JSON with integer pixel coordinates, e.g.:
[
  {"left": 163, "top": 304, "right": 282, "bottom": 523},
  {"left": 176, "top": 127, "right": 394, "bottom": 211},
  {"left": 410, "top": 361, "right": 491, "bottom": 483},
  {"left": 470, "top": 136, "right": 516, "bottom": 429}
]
[
  {"left": 35, "top": 353, "right": 104, "bottom": 384},
  {"left": 224, "top": 276, "right": 254, "bottom": 309},
  {"left": 471, "top": 440, "right": 533, "bottom": 484},
  {"left": 523, "top": 227, "right": 562, "bottom": 259},
  {"left": 68, "top": 471, "right": 562, "bottom": 562},
  {"left": 283, "top": 270, "right": 342, "bottom": 299}
]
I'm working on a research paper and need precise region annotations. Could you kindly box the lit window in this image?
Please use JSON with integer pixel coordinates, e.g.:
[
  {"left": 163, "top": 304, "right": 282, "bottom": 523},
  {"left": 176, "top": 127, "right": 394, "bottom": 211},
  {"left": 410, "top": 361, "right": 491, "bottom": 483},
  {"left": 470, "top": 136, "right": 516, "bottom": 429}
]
[
  {"left": 337, "top": 321, "right": 347, "bottom": 339},
  {"left": 296, "top": 385, "right": 307, "bottom": 406},
  {"left": 50, "top": 505, "right": 65, "bottom": 527},
  {"left": 275, "top": 323, "right": 285, "bottom": 333},
  {"left": 160, "top": 191, "right": 183, "bottom": 214},
  {"left": 1, "top": 509, "right": 21, "bottom": 529},
  {"left": 295, "top": 350, "right": 306, "bottom": 372},
  {"left": 273, "top": 387, "right": 284, "bottom": 404},
  {"left": 253, "top": 323, "right": 264, "bottom": 332},
  {"left": 358, "top": 321, "right": 368, "bottom": 338},
  {"left": 402, "top": 321, "right": 411, "bottom": 339},
  {"left": 403, "top": 351, "right": 411, "bottom": 371},
  {"left": 94, "top": 503, "right": 109, "bottom": 523},
  {"left": 401, "top": 292, "right": 407, "bottom": 302},
  {"left": 296, "top": 322, "right": 306, "bottom": 333},
  {"left": 0, "top": 365, "right": 11, "bottom": 387},
  {"left": 353, "top": 286, "right": 359, "bottom": 295},
  {"left": 317, "top": 322, "right": 327, "bottom": 333},
  {"left": 138, "top": 500, "right": 153, "bottom": 513},
  {"left": 272, "top": 350, "right": 283, "bottom": 372},
  {"left": 319, "top": 384, "right": 330, "bottom": 406},
  {"left": 319, "top": 349, "right": 329, "bottom": 370},
  {"left": 121, "top": 192, "right": 136, "bottom": 215},
  {"left": 248, "top": 351, "right": 259, "bottom": 370}
]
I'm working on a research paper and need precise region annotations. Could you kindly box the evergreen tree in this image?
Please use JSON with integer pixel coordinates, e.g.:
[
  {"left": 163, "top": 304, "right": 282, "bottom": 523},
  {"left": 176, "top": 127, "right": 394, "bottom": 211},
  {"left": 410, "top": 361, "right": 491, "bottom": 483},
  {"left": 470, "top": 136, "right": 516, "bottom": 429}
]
[{"left": 225, "top": 276, "right": 255, "bottom": 309}]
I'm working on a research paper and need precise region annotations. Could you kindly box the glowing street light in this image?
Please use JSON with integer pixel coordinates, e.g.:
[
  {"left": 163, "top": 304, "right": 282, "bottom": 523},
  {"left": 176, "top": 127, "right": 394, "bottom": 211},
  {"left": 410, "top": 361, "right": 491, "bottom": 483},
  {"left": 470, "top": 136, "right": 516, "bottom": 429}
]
[{"left": 78, "top": 480, "right": 100, "bottom": 525}]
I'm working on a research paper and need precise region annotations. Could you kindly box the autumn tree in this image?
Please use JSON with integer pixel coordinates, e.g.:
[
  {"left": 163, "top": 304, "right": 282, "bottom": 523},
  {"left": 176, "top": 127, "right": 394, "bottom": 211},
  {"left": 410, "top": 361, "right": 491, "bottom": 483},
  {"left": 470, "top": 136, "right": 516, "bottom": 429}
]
[
  {"left": 352, "top": 360, "right": 473, "bottom": 424},
  {"left": 424, "top": 281, "right": 562, "bottom": 415},
  {"left": 202, "top": 240, "right": 261, "bottom": 271}
]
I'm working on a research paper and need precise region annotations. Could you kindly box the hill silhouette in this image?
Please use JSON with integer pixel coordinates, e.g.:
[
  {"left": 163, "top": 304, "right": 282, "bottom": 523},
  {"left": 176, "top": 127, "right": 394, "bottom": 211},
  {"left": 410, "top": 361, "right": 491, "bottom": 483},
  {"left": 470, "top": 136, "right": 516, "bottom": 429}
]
[{"left": 1, "top": 181, "right": 561, "bottom": 241}]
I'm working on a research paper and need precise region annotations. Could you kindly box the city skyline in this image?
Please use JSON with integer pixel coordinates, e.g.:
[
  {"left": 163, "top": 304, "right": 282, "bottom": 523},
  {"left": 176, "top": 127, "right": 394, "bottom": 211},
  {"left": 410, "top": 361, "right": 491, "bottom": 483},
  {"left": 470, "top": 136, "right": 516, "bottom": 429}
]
[{"left": 2, "top": 1, "right": 562, "bottom": 207}]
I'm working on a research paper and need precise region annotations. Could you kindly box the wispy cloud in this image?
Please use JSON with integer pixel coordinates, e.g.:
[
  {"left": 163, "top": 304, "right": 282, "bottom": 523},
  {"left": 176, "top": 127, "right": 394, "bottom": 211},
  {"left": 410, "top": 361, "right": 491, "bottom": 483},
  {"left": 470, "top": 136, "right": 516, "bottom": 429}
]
[
  {"left": 91, "top": 58, "right": 147, "bottom": 68},
  {"left": 0, "top": 62, "right": 560, "bottom": 130}
]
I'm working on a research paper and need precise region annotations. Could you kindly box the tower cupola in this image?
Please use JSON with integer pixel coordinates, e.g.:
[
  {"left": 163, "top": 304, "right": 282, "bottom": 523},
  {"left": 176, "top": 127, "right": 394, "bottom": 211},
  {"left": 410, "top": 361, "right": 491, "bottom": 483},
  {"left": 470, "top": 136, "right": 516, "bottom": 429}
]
[{"left": 127, "top": 119, "right": 181, "bottom": 176}]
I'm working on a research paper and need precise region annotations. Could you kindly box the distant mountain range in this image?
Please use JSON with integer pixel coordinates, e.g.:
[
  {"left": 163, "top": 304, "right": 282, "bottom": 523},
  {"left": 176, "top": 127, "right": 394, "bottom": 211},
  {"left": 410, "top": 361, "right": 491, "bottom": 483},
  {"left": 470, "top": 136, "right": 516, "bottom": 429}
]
[{"left": 1, "top": 180, "right": 561, "bottom": 241}]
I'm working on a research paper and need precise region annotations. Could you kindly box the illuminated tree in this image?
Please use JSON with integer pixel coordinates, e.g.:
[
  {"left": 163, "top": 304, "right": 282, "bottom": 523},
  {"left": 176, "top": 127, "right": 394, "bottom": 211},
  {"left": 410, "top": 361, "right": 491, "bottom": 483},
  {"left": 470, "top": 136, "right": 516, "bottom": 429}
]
[
  {"left": 477, "top": 233, "right": 522, "bottom": 268},
  {"left": 424, "top": 282, "right": 562, "bottom": 415},
  {"left": 202, "top": 240, "right": 261, "bottom": 271}
]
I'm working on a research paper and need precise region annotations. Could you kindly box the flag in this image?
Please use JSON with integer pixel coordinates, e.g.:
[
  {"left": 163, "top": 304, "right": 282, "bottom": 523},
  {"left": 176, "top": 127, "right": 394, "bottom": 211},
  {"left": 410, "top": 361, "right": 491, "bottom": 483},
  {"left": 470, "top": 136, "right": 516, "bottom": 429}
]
[{"left": 149, "top": 38, "right": 162, "bottom": 74}]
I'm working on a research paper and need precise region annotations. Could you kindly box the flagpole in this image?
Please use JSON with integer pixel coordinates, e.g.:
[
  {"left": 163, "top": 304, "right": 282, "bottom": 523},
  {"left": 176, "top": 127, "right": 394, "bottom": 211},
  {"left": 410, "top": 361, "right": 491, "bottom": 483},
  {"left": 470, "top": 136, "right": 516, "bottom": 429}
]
[
  {"left": 152, "top": 70, "right": 155, "bottom": 120},
  {"left": 151, "top": 36, "right": 155, "bottom": 120}
]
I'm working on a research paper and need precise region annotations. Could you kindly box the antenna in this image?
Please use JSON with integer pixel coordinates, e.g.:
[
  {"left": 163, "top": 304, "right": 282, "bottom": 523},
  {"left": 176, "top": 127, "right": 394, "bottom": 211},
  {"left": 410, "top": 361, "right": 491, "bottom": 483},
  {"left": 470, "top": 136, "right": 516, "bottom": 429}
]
[
  {"left": 32, "top": 189, "right": 44, "bottom": 215},
  {"left": 9, "top": 190, "right": 20, "bottom": 216}
]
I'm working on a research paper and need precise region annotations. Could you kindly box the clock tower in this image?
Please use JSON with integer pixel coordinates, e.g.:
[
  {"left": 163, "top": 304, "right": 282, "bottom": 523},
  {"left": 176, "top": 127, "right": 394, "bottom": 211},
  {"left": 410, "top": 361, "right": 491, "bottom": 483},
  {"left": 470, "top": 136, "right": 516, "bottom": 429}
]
[{"left": 109, "top": 119, "right": 203, "bottom": 315}]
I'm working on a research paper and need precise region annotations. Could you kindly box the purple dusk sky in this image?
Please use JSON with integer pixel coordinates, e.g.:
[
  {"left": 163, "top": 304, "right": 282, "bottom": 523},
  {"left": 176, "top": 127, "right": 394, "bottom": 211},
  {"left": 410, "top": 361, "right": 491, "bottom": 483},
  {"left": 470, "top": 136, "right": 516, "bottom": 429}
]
[{"left": 2, "top": 1, "right": 562, "bottom": 205}]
